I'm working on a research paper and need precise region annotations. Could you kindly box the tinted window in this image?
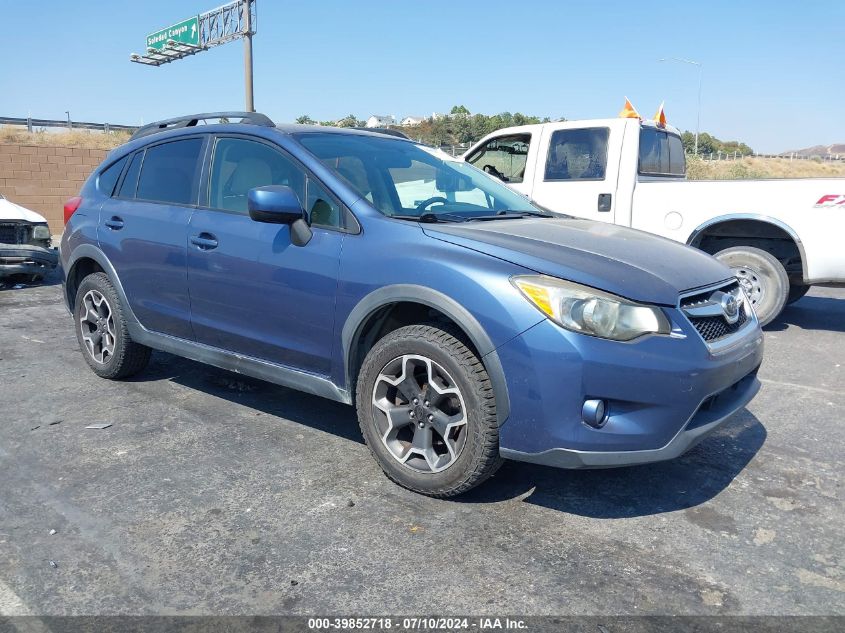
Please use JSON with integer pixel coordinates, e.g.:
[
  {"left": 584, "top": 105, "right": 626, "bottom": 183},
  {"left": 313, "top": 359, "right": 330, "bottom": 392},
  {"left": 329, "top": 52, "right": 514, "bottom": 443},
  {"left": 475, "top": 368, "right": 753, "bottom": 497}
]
[
  {"left": 668, "top": 133, "right": 686, "bottom": 175},
  {"left": 117, "top": 151, "right": 143, "bottom": 198},
  {"left": 97, "top": 156, "right": 127, "bottom": 196},
  {"left": 639, "top": 128, "right": 685, "bottom": 176},
  {"left": 466, "top": 134, "right": 530, "bottom": 183},
  {"left": 544, "top": 128, "right": 608, "bottom": 181},
  {"left": 136, "top": 138, "right": 203, "bottom": 205},
  {"left": 306, "top": 178, "right": 343, "bottom": 229},
  {"left": 209, "top": 137, "right": 305, "bottom": 213}
]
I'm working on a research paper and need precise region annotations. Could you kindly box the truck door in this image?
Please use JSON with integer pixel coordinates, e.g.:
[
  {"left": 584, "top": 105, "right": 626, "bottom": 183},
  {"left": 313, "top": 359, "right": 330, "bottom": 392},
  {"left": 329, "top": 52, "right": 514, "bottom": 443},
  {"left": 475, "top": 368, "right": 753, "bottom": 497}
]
[{"left": 530, "top": 123, "right": 622, "bottom": 223}]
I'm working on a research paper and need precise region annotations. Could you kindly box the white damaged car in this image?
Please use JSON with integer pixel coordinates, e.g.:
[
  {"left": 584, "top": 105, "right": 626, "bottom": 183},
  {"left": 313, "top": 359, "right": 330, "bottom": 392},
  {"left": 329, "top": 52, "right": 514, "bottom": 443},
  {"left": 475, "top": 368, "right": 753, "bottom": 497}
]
[{"left": 0, "top": 193, "right": 58, "bottom": 282}]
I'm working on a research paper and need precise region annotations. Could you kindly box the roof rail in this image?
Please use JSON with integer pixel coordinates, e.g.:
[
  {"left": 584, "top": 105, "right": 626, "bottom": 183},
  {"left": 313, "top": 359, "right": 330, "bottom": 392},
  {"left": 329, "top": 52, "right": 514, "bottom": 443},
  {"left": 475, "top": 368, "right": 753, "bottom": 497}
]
[{"left": 130, "top": 111, "right": 275, "bottom": 141}]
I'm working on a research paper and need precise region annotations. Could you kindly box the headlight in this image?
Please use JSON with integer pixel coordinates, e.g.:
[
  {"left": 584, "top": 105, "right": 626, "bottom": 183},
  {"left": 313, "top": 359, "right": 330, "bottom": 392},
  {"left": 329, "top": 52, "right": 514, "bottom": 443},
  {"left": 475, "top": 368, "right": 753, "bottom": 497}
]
[
  {"left": 512, "top": 275, "right": 671, "bottom": 341},
  {"left": 32, "top": 224, "right": 51, "bottom": 240}
]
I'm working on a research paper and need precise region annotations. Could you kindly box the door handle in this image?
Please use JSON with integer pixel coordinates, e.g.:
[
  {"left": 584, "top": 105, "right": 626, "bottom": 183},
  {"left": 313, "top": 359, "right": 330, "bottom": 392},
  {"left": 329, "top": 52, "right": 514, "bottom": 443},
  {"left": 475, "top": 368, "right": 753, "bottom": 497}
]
[
  {"left": 598, "top": 194, "right": 612, "bottom": 212},
  {"left": 190, "top": 233, "right": 219, "bottom": 250},
  {"left": 104, "top": 216, "right": 124, "bottom": 230}
]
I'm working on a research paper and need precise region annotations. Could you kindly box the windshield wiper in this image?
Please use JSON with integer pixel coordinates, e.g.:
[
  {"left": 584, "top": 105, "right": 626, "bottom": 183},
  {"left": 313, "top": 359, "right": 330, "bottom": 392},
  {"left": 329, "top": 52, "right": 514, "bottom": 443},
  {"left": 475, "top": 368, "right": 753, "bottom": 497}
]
[
  {"left": 464, "top": 210, "right": 552, "bottom": 221},
  {"left": 389, "top": 213, "right": 467, "bottom": 223}
]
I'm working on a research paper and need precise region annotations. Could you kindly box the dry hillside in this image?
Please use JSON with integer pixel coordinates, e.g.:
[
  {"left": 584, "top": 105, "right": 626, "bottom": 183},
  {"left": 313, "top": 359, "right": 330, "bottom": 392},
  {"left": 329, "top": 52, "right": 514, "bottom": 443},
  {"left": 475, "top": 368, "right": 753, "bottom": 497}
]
[{"left": 0, "top": 128, "right": 130, "bottom": 150}]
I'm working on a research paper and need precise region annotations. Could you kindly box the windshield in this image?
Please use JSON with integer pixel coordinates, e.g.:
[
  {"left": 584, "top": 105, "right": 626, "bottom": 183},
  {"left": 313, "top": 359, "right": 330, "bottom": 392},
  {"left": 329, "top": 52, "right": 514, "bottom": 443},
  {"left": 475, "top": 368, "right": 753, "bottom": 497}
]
[{"left": 294, "top": 132, "right": 546, "bottom": 220}]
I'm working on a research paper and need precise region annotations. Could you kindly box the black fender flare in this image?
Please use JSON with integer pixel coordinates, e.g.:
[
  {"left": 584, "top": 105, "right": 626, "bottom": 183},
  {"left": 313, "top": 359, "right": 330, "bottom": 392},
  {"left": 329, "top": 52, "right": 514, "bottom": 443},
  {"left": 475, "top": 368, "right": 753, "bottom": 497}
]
[
  {"left": 341, "top": 284, "right": 511, "bottom": 426},
  {"left": 63, "top": 244, "right": 141, "bottom": 327}
]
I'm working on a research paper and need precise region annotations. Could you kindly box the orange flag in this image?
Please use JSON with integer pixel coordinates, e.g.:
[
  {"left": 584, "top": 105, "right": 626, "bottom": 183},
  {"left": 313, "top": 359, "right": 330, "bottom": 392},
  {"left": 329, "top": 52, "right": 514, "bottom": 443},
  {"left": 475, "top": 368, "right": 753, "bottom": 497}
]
[
  {"left": 618, "top": 97, "right": 641, "bottom": 119},
  {"left": 653, "top": 101, "right": 667, "bottom": 127}
]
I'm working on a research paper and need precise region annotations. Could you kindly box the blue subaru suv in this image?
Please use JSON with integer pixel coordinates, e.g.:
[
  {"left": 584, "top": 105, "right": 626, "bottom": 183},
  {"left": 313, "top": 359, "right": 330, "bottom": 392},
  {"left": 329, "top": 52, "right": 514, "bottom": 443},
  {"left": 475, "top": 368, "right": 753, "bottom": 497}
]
[{"left": 61, "top": 112, "right": 763, "bottom": 497}]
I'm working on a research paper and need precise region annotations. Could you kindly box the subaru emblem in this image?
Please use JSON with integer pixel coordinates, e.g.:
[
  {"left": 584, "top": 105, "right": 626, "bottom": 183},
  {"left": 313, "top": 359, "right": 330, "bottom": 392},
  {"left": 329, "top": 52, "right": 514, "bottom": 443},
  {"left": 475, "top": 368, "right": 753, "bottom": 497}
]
[{"left": 721, "top": 293, "right": 740, "bottom": 324}]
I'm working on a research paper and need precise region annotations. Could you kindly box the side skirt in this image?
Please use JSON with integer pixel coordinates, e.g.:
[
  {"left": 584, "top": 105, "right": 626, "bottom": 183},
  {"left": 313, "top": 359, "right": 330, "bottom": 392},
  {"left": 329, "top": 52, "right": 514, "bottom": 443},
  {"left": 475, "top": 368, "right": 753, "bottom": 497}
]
[{"left": 129, "top": 323, "right": 351, "bottom": 405}]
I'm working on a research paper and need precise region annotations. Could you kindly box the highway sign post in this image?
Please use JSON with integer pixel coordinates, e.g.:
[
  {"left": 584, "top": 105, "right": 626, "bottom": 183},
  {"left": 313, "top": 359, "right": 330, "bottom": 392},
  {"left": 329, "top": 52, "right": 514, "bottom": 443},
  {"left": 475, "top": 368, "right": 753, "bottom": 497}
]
[{"left": 130, "top": 0, "right": 257, "bottom": 112}]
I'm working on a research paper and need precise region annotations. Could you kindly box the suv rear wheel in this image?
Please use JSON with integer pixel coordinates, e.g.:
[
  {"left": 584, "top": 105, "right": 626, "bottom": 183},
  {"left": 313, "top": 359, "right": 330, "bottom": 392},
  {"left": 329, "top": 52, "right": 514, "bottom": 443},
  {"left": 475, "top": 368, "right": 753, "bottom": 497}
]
[
  {"left": 74, "top": 272, "right": 151, "bottom": 379},
  {"left": 356, "top": 324, "right": 502, "bottom": 497}
]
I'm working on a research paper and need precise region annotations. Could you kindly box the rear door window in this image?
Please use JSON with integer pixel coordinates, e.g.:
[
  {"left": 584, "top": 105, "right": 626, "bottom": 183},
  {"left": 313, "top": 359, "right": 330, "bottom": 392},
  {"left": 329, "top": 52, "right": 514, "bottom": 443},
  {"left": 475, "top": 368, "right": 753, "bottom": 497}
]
[
  {"left": 544, "top": 128, "right": 609, "bottom": 181},
  {"left": 136, "top": 138, "right": 204, "bottom": 205},
  {"left": 465, "top": 135, "right": 531, "bottom": 183},
  {"left": 639, "top": 128, "right": 685, "bottom": 176}
]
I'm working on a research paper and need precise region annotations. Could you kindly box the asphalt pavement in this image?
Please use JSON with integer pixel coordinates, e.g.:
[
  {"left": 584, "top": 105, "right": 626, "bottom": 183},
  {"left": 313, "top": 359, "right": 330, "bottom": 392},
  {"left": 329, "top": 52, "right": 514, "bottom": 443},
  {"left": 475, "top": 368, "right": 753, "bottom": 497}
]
[{"left": 0, "top": 272, "right": 843, "bottom": 616}]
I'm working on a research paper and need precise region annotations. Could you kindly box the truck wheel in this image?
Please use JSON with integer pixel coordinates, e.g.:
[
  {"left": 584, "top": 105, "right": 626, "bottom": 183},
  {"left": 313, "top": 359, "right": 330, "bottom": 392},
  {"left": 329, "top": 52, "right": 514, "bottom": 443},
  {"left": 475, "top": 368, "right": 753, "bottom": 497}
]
[
  {"left": 74, "top": 272, "right": 151, "bottom": 379},
  {"left": 786, "top": 284, "right": 811, "bottom": 305},
  {"left": 714, "top": 246, "right": 788, "bottom": 327},
  {"left": 356, "top": 324, "right": 502, "bottom": 498}
]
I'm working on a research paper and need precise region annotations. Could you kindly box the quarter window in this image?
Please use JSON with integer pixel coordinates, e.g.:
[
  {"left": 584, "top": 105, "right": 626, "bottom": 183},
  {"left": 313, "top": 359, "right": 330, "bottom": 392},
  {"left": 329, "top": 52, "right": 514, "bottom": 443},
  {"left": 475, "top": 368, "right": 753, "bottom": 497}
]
[
  {"left": 305, "top": 178, "right": 343, "bottom": 229},
  {"left": 98, "top": 156, "right": 128, "bottom": 196},
  {"left": 544, "top": 128, "right": 609, "bottom": 181},
  {"left": 136, "top": 138, "right": 203, "bottom": 205},
  {"left": 116, "top": 151, "right": 143, "bottom": 198},
  {"left": 209, "top": 137, "right": 305, "bottom": 213},
  {"left": 639, "top": 128, "right": 686, "bottom": 176},
  {"left": 466, "top": 135, "right": 530, "bottom": 183}
]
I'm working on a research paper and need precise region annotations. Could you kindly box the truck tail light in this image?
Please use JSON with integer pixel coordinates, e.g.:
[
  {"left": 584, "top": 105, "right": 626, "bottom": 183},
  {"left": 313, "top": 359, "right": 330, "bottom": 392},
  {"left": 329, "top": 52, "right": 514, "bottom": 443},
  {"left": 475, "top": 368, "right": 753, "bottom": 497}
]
[{"left": 63, "top": 196, "right": 82, "bottom": 225}]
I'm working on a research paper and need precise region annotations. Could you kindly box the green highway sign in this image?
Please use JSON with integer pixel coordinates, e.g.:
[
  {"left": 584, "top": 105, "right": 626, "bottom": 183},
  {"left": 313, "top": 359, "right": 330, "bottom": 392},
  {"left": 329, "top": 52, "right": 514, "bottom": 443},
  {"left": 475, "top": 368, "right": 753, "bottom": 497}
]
[{"left": 146, "top": 16, "right": 200, "bottom": 50}]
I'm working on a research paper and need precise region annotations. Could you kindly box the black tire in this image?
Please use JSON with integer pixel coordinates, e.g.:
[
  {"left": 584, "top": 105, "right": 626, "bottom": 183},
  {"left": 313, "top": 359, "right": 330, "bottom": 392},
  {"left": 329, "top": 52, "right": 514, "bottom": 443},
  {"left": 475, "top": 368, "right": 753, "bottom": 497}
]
[
  {"left": 74, "top": 272, "right": 151, "bottom": 379},
  {"left": 356, "top": 324, "right": 503, "bottom": 498},
  {"left": 786, "top": 283, "right": 811, "bottom": 305},
  {"left": 714, "top": 246, "right": 789, "bottom": 327}
]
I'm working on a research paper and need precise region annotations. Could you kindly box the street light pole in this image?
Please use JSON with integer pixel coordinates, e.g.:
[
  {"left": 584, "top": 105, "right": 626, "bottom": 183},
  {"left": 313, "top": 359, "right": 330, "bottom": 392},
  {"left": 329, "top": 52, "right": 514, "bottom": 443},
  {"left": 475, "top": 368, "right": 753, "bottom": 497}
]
[
  {"left": 658, "top": 57, "right": 703, "bottom": 155},
  {"left": 243, "top": 0, "right": 254, "bottom": 112}
]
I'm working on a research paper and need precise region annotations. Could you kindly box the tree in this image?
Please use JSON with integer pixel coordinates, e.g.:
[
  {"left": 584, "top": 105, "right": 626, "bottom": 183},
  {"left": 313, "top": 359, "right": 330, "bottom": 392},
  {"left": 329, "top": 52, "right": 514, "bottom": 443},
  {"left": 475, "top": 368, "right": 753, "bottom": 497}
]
[
  {"left": 295, "top": 115, "right": 316, "bottom": 125},
  {"left": 336, "top": 114, "right": 362, "bottom": 128},
  {"left": 450, "top": 105, "right": 470, "bottom": 115}
]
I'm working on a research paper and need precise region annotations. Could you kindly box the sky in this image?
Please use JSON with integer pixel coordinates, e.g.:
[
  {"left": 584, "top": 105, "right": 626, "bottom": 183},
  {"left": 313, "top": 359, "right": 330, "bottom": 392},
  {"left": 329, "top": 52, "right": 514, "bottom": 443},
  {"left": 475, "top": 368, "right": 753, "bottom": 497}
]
[{"left": 1, "top": 0, "right": 842, "bottom": 153}]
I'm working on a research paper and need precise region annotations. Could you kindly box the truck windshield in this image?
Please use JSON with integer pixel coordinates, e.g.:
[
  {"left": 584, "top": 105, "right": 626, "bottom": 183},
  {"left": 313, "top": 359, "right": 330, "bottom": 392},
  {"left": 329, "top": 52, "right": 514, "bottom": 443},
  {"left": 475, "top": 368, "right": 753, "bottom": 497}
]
[{"left": 294, "top": 132, "right": 547, "bottom": 220}]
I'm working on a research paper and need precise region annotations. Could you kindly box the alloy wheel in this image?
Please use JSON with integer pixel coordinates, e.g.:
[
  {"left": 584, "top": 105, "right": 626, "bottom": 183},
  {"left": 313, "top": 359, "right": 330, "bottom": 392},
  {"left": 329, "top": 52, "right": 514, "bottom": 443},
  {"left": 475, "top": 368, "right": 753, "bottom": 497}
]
[
  {"left": 371, "top": 354, "right": 467, "bottom": 473},
  {"left": 79, "top": 289, "right": 116, "bottom": 364}
]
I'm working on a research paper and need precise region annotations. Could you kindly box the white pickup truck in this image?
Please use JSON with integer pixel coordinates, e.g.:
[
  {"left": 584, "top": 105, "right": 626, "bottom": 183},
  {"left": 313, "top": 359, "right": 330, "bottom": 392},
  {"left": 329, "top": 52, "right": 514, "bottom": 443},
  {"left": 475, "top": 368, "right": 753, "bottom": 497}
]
[{"left": 461, "top": 118, "right": 845, "bottom": 325}]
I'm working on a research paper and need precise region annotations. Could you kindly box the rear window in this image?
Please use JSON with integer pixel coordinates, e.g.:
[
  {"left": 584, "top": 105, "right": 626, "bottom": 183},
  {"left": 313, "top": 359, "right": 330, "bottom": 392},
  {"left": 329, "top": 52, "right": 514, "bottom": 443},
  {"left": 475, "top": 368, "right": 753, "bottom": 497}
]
[
  {"left": 136, "top": 138, "right": 204, "bottom": 205},
  {"left": 97, "top": 156, "right": 127, "bottom": 196},
  {"left": 639, "top": 128, "right": 685, "bottom": 176}
]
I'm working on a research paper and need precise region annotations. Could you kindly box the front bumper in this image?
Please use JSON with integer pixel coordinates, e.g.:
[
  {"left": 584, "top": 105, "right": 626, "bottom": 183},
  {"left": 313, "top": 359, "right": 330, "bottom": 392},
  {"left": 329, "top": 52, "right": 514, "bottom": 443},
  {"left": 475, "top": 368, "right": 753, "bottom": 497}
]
[
  {"left": 0, "top": 244, "right": 59, "bottom": 278},
  {"left": 494, "top": 306, "right": 764, "bottom": 468}
]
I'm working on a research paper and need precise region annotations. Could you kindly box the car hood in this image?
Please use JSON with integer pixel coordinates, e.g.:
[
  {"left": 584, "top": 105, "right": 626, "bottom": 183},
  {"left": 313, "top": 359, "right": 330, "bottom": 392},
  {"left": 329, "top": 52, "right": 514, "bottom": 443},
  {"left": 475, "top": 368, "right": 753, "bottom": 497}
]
[
  {"left": 422, "top": 217, "right": 734, "bottom": 305},
  {"left": 0, "top": 198, "right": 47, "bottom": 223}
]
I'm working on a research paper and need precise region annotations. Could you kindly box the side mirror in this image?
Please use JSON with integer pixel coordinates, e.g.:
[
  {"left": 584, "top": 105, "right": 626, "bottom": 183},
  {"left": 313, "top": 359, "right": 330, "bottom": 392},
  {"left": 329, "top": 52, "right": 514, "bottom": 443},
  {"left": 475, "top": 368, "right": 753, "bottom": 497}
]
[
  {"left": 247, "top": 185, "right": 312, "bottom": 246},
  {"left": 248, "top": 185, "right": 304, "bottom": 224}
]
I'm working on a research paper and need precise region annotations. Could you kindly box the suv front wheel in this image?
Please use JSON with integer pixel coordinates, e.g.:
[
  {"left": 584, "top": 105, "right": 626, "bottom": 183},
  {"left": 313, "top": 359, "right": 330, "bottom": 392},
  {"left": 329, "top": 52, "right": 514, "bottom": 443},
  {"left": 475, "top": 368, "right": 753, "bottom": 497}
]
[
  {"left": 74, "top": 272, "right": 151, "bottom": 379},
  {"left": 356, "top": 324, "right": 503, "bottom": 497}
]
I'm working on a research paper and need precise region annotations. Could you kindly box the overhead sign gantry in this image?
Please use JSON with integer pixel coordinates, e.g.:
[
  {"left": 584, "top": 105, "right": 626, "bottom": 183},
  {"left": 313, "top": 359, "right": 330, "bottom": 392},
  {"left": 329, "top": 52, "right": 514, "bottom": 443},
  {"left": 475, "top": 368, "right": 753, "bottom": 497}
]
[{"left": 130, "top": 0, "right": 257, "bottom": 111}]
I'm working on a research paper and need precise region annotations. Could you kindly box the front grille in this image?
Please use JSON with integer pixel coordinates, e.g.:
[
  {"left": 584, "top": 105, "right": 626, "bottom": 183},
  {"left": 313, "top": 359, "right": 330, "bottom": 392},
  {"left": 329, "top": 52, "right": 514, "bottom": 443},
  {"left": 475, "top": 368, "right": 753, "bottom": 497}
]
[
  {"left": 680, "top": 280, "right": 750, "bottom": 344},
  {"left": 0, "top": 222, "right": 31, "bottom": 245},
  {"left": 687, "top": 306, "right": 748, "bottom": 342}
]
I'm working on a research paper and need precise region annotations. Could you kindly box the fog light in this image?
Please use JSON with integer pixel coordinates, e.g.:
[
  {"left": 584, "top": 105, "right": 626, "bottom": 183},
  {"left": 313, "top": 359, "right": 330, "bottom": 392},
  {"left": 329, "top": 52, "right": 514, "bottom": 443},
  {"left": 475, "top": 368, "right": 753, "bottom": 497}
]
[{"left": 582, "top": 399, "right": 608, "bottom": 429}]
